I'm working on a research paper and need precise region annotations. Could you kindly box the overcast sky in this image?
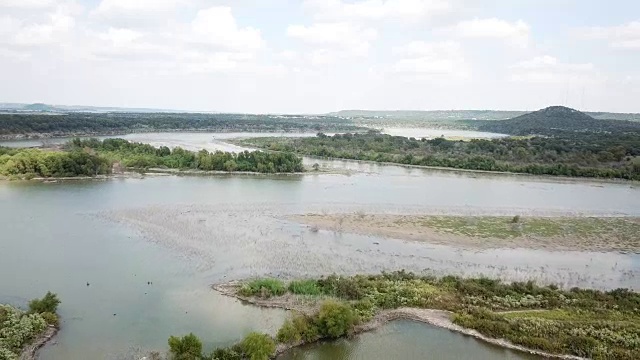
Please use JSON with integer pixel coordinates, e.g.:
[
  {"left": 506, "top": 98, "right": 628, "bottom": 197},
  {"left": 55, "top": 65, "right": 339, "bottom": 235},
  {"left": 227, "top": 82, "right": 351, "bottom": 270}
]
[{"left": 1, "top": 0, "right": 639, "bottom": 113}]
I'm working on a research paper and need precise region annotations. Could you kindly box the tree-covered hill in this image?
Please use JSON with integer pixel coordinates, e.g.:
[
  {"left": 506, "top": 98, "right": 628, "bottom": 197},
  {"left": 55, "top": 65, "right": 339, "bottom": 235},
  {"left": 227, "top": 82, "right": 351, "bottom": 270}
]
[{"left": 478, "top": 106, "right": 640, "bottom": 136}]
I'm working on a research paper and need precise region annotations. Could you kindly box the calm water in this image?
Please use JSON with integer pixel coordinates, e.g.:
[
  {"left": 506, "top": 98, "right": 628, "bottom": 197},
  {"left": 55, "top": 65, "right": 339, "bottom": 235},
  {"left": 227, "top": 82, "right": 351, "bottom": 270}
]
[
  {"left": 279, "top": 320, "right": 538, "bottom": 360},
  {"left": 1, "top": 134, "right": 639, "bottom": 359}
]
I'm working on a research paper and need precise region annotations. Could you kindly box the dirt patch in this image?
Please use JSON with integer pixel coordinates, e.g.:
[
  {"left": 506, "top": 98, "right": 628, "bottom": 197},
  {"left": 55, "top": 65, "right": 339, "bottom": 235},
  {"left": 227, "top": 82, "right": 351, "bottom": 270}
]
[{"left": 289, "top": 214, "right": 640, "bottom": 253}]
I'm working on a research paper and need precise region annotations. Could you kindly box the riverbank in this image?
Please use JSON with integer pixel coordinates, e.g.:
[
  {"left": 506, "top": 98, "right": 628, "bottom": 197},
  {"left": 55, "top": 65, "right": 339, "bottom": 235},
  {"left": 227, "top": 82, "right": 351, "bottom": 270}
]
[
  {"left": 19, "top": 326, "right": 58, "bottom": 360},
  {"left": 213, "top": 280, "right": 584, "bottom": 360},
  {"left": 288, "top": 214, "right": 640, "bottom": 253}
]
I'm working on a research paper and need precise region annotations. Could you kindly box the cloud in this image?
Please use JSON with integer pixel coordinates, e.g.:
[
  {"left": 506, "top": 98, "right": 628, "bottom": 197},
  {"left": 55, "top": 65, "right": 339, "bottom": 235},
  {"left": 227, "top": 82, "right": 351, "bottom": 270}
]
[
  {"left": 287, "top": 22, "right": 377, "bottom": 49},
  {"left": 455, "top": 18, "right": 530, "bottom": 47},
  {"left": 0, "top": 6, "right": 76, "bottom": 48},
  {"left": 188, "top": 7, "right": 264, "bottom": 52},
  {"left": 509, "top": 56, "right": 600, "bottom": 84},
  {"left": 0, "top": 0, "right": 57, "bottom": 10},
  {"left": 575, "top": 21, "right": 640, "bottom": 49},
  {"left": 304, "top": 0, "right": 452, "bottom": 22},
  {"left": 391, "top": 40, "right": 469, "bottom": 79}
]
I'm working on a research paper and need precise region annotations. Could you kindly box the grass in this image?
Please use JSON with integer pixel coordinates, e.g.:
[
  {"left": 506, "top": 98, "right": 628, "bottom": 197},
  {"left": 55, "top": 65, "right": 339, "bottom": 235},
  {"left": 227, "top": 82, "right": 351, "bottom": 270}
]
[
  {"left": 411, "top": 216, "right": 640, "bottom": 240},
  {"left": 239, "top": 279, "right": 286, "bottom": 298}
]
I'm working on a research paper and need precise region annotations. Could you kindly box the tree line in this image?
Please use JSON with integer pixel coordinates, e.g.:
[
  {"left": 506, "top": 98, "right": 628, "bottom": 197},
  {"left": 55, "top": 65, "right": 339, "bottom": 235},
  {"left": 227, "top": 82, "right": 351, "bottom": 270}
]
[
  {"left": 245, "top": 132, "right": 640, "bottom": 180},
  {"left": 0, "top": 113, "right": 364, "bottom": 138}
]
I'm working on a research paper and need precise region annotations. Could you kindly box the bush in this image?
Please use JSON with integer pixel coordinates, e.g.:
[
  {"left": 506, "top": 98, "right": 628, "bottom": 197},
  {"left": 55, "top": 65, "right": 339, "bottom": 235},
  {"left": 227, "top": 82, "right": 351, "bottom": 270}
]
[
  {"left": 511, "top": 215, "right": 521, "bottom": 223},
  {"left": 239, "top": 279, "right": 286, "bottom": 298},
  {"left": 276, "top": 313, "right": 318, "bottom": 344},
  {"left": 288, "top": 280, "right": 323, "bottom": 296},
  {"left": 316, "top": 300, "right": 356, "bottom": 338},
  {"left": 28, "top": 291, "right": 60, "bottom": 314},
  {"left": 168, "top": 333, "right": 203, "bottom": 360},
  {"left": 240, "top": 332, "right": 275, "bottom": 360}
]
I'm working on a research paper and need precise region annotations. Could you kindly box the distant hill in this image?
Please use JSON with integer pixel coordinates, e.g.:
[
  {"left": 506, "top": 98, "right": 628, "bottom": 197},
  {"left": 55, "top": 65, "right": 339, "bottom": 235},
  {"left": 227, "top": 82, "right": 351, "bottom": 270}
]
[{"left": 478, "top": 106, "right": 640, "bottom": 136}]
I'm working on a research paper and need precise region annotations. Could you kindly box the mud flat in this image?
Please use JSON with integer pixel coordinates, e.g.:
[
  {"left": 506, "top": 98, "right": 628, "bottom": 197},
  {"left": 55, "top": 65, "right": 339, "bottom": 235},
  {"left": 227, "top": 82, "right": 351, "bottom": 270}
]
[
  {"left": 289, "top": 214, "right": 640, "bottom": 253},
  {"left": 100, "top": 204, "right": 640, "bottom": 290}
]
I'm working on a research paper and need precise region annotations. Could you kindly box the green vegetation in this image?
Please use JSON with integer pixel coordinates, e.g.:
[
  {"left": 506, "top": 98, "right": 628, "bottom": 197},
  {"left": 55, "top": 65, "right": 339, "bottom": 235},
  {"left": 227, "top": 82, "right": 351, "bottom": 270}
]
[
  {"left": 70, "top": 138, "right": 304, "bottom": 174},
  {"left": 241, "top": 131, "right": 640, "bottom": 180},
  {"left": 231, "top": 271, "right": 640, "bottom": 359},
  {"left": 0, "top": 292, "right": 61, "bottom": 360},
  {"left": 0, "top": 138, "right": 305, "bottom": 178},
  {"left": 239, "top": 279, "right": 286, "bottom": 298},
  {"left": 239, "top": 332, "right": 275, "bottom": 360},
  {"left": 169, "top": 333, "right": 203, "bottom": 360},
  {"left": 0, "top": 113, "right": 365, "bottom": 138},
  {"left": 0, "top": 146, "right": 112, "bottom": 178}
]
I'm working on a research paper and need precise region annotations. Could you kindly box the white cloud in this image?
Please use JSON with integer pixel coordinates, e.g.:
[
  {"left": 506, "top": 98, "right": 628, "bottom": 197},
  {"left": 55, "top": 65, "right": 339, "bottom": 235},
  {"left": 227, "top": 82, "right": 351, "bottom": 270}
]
[
  {"left": 189, "top": 7, "right": 264, "bottom": 52},
  {"left": 287, "top": 22, "right": 377, "bottom": 49},
  {"left": 510, "top": 56, "right": 600, "bottom": 84},
  {"left": 391, "top": 40, "right": 469, "bottom": 79},
  {"left": 0, "top": 0, "right": 56, "bottom": 9},
  {"left": 0, "top": 6, "right": 75, "bottom": 47},
  {"left": 455, "top": 18, "right": 530, "bottom": 47},
  {"left": 84, "top": 6, "right": 265, "bottom": 73},
  {"left": 575, "top": 21, "right": 640, "bottom": 49},
  {"left": 94, "top": 0, "right": 185, "bottom": 14},
  {"left": 304, "top": 0, "right": 452, "bottom": 22}
]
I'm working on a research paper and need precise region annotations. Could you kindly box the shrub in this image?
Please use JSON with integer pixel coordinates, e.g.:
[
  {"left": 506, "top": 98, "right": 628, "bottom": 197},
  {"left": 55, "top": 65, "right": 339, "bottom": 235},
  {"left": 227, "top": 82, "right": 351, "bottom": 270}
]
[
  {"left": 511, "top": 215, "right": 521, "bottom": 223},
  {"left": 276, "top": 313, "right": 318, "bottom": 344},
  {"left": 28, "top": 292, "right": 60, "bottom": 314},
  {"left": 168, "top": 333, "right": 203, "bottom": 360},
  {"left": 239, "top": 279, "right": 286, "bottom": 298},
  {"left": 240, "top": 332, "right": 275, "bottom": 360},
  {"left": 316, "top": 300, "right": 356, "bottom": 338},
  {"left": 288, "top": 280, "right": 323, "bottom": 296}
]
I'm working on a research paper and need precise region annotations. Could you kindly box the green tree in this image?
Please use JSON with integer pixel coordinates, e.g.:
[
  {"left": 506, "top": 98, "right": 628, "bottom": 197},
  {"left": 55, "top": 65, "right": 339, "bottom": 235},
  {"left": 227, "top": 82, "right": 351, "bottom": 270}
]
[
  {"left": 168, "top": 333, "right": 203, "bottom": 360},
  {"left": 240, "top": 332, "right": 275, "bottom": 360},
  {"left": 316, "top": 300, "right": 356, "bottom": 338},
  {"left": 28, "top": 291, "right": 60, "bottom": 314}
]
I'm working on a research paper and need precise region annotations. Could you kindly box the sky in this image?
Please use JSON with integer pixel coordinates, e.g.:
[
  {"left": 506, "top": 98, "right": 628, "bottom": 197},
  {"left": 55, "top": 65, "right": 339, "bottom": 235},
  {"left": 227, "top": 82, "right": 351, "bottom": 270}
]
[{"left": 0, "top": 0, "right": 639, "bottom": 114}]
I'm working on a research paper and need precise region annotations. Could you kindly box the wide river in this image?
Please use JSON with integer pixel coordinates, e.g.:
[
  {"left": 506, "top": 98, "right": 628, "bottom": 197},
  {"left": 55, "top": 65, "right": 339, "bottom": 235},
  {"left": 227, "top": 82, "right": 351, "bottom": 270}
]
[{"left": 1, "top": 132, "right": 639, "bottom": 359}]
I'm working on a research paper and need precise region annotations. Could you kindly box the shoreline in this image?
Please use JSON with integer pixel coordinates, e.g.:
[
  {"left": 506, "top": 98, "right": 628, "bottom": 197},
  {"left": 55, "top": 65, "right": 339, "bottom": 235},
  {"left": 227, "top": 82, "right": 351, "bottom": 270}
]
[
  {"left": 212, "top": 281, "right": 583, "bottom": 360},
  {"left": 19, "top": 325, "right": 58, "bottom": 360}
]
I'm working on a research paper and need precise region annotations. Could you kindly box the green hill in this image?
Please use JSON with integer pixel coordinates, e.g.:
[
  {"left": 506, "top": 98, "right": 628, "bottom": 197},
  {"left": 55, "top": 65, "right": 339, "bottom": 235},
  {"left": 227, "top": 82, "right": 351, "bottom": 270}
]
[{"left": 478, "top": 106, "right": 640, "bottom": 136}]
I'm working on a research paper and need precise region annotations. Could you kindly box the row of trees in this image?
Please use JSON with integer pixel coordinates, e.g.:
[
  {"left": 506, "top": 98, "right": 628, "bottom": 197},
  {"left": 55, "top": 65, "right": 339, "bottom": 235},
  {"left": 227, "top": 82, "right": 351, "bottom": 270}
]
[
  {"left": 0, "top": 113, "right": 364, "bottom": 136},
  {"left": 257, "top": 133, "right": 640, "bottom": 180},
  {"left": 70, "top": 138, "right": 305, "bottom": 173},
  {"left": 0, "top": 147, "right": 111, "bottom": 178}
]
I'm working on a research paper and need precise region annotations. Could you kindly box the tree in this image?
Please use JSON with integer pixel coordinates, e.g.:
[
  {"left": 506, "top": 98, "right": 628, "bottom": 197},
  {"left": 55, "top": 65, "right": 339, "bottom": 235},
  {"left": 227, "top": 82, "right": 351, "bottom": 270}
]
[
  {"left": 240, "top": 332, "right": 275, "bottom": 360},
  {"left": 28, "top": 292, "right": 60, "bottom": 314},
  {"left": 168, "top": 333, "right": 203, "bottom": 360},
  {"left": 316, "top": 300, "right": 356, "bottom": 338}
]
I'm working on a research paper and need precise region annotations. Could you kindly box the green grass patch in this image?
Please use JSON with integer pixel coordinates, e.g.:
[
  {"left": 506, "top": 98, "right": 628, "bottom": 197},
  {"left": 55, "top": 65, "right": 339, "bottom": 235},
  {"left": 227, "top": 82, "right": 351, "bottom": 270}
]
[
  {"left": 239, "top": 279, "right": 286, "bottom": 298},
  {"left": 288, "top": 280, "right": 324, "bottom": 296}
]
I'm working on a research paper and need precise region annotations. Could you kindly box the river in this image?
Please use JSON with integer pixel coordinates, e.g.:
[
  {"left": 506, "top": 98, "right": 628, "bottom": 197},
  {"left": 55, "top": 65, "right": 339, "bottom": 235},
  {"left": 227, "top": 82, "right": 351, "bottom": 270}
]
[{"left": 1, "top": 132, "right": 639, "bottom": 359}]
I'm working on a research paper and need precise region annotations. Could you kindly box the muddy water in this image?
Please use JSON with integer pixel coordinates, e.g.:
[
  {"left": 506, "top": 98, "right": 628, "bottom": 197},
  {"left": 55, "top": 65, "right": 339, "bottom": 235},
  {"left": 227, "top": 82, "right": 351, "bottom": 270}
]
[{"left": 1, "top": 136, "right": 640, "bottom": 359}]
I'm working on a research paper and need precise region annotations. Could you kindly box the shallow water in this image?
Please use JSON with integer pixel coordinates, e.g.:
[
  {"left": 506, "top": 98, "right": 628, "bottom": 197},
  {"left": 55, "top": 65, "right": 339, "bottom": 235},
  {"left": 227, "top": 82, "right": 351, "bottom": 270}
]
[
  {"left": 1, "top": 134, "right": 639, "bottom": 359},
  {"left": 279, "top": 320, "right": 539, "bottom": 360}
]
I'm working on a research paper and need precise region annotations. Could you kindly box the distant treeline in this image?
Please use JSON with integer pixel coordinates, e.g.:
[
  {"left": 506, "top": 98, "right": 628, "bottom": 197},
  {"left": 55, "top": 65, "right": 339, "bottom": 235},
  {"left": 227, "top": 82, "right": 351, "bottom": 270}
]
[
  {"left": 0, "top": 113, "right": 365, "bottom": 137},
  {"left": 244, "top": 133, "right": 640, "bottom": 180},
  {"left": 0, "top": 139, "right": 304, "bottom": 178}
]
